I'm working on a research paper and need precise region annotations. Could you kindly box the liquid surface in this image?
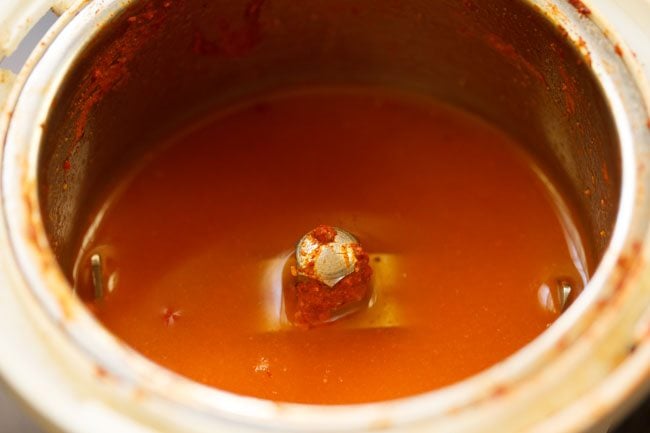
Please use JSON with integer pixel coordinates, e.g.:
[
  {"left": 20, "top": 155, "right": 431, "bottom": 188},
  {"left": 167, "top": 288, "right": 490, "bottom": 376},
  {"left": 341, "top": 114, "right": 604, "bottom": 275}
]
[{"left": 75, "top": 88, "right": 588, "bottom": 404}]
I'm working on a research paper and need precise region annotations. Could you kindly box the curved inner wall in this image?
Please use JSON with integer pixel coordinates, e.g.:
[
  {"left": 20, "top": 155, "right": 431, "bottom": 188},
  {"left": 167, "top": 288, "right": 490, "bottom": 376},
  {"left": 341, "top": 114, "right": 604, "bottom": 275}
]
[
  {"left": 37, "top": 0, "right": 621, "bottom": 403},
  {"left": 40, "top": 0, "right": 619, "bottom": 269}
]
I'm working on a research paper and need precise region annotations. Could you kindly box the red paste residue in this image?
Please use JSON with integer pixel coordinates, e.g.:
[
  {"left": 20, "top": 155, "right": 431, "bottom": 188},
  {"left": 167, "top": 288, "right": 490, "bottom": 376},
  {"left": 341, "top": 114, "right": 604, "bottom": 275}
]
[
  {"left": 311, "top": 225, "right": 337, "bottom": 244},
  {"left": 292, "top": 245, "right": 372, "bottom": 328},
  {"left": 556, "top": 26, "right": 590, "bottom": 66},
  {"left": 576, "top": 37, "right": 591, "bottom": 67},
  {"left": 455, "top": 2, "right": 547, "bottom": 87},
  {"left": 613, "top": 242, "right": 642, "bottom": 294},
  {"left": 614, "top": 44, "right": 624, "bottom": 57},
  {"left": 550, "top": 42, "right": 578, "bottom": 116},
  {"left": 601, "top": 162, "right": 610, "bottom": 183},
  {"left": 192, "top": 0, "right": 266, "bottom": 58},
  {"left": 72, "top": 0, "right": 173, "bottom": 144},
  {"left": 559, "top": 65, "right": 576, "bottom": 115},
  {"left": 568, "top": 0, "right": 591, "bottom": 16},
  {"left": 94, "top": 366, "right": 109, "bottom": 380},
  {"left": 484, "top": 33, "right": 546, "bottom": 85}
]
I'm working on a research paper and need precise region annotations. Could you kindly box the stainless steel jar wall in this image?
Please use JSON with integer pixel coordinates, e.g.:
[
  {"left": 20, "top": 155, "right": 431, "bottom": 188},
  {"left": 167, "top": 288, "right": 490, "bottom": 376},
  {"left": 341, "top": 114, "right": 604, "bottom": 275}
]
[{"left": 41, "top": 0, "right": 618, "bottom": 273}]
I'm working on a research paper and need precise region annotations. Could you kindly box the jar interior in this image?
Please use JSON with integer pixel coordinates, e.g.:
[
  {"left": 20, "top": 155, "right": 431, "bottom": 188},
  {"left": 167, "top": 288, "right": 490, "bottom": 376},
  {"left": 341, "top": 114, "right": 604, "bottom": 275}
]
[{"left": 37, "top": 0, "right": 620, "bottom": 403}]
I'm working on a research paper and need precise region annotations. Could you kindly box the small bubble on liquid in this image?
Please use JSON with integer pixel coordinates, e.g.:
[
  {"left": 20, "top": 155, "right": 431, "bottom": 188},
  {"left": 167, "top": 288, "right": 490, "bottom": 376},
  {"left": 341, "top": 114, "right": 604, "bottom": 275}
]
[{"left": 255, "top": 357, "right": 271, "bottom": 376}]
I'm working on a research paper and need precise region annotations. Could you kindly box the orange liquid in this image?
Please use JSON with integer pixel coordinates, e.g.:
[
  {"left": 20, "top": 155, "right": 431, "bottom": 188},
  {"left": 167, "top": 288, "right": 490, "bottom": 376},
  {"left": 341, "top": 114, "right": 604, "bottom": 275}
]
[{"left": 74, "top": 88, "right": 588, "bottom": 404}]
